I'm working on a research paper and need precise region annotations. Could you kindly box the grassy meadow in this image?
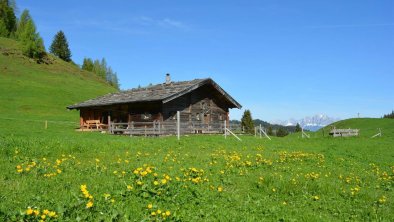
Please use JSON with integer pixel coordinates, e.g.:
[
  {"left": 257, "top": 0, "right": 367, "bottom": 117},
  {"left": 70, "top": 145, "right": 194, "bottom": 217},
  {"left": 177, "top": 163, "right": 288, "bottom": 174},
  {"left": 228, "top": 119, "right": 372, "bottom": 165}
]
[{"left": 0, "top": 37, "right": 393, "bottom": 221}]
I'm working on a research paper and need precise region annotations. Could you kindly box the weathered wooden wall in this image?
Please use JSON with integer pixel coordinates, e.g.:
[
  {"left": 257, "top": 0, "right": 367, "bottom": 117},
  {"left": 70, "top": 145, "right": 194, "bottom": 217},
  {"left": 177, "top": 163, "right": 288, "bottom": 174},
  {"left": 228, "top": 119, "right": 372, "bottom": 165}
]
[
  {"left": 162, "top": 84, "right": 229, "bottom": 125},
  {"left": 79, "top": 85, "right": 231, "bottom": 129}
]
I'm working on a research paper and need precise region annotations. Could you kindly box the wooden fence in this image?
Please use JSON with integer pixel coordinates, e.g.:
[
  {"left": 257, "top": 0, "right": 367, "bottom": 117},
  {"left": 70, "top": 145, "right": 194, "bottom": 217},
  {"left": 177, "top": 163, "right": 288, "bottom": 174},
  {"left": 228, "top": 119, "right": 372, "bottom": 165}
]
[
  {"left": 108, "top": 121, "right": 242, "bottom": 136},
  {"left": 329, "top": 128, "right": 359, "bottom": 137}
]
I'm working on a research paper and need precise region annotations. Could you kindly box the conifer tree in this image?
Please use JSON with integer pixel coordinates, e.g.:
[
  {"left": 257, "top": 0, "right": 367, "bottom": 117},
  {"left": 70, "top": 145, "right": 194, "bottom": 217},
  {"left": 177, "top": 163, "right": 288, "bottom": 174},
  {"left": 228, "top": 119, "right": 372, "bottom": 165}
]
[
  {"left": 15, "top": 9, "right": 30, "bottom": 39},
  {"left": 82, "top": 58, "right": 94, "bottom": 71},
  {"left": 267, "top": 126, "right": 273, "bottom": 136},
  {"left": 0, "top": 0, "right": 16, "bottom": 37},
  {"left": 19, "top": 19, "right": 45, "bottom": 59},
  {"left": 49, "top": 30, "right": 72, "bottom": 62},
  {"left": 276, "top": 127, "right": 289, "bottom": 137},
  {"left": 295, "top": 123, "right": 302, "bottom": 132},
  {"left": 241, "top": 109, "right": 255, "bottom": 134}
]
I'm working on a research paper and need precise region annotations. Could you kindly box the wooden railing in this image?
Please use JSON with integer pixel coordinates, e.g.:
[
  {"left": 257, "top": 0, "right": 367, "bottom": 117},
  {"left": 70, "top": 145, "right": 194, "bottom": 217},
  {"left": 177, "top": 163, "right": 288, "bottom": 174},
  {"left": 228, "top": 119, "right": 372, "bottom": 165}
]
[{"left": 108, "top": 121, "right": 227, "bottom": 136}]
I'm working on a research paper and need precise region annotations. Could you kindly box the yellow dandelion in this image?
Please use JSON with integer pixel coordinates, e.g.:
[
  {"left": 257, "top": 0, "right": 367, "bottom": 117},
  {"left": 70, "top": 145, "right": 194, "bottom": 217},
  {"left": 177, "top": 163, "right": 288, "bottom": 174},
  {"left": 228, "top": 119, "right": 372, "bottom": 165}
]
[
  {"left": 157, "top": 209, "right": 162, "bottom": 214},
  {"left": 41, "top": 215, "right": 46, "bottom": 220},
  {"left": 137, "top": 181, "right": 143, "bottom": 186},
  {"left": 313, "top": 195, "right": 320, "bottom": 201},
  {"left": 165, "top": 210, "right": 171, "bottom": 216},
  {"left": 86, "top": 201, "right": 93, "bottom": 208},
  {"left": 127, "top": 185, "right": 133, "bottom": 190},
  {"left": 26, "top": 208, "right": 33, "bottom": 215},
  {"left": 217, "top": 186, "right": 223, "bottom": 192},
  {"left": 147, "top": 203, "right": 153, "bottom": 209},
  {"left": 43, "top": 209, "right": 49, "bottom": 215},
  {"left": 151, "top": 211, "right": 156, "bottom": 216},
  {"left": 153, "top": 181, "right": 159, "bottom": 186},
  {"left": 161, "top": 179, "right": 167, "bottom": 185},
  {"left": 33, "top": 210, "right": 40, "bottom": 216},
  {"left": 48, "top": 211, "right": 56, "bottom": 217}
]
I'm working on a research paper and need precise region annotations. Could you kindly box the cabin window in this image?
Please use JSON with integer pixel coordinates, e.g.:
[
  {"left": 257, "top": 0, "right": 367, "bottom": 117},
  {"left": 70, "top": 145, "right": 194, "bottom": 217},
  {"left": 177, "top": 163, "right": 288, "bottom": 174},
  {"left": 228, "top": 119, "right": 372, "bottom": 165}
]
[
  {"left": 219, "top": 114, "right": 223, "bottom": 121},
  {"left": 141, "top": 113, "right": 152, "bottom": 120}
]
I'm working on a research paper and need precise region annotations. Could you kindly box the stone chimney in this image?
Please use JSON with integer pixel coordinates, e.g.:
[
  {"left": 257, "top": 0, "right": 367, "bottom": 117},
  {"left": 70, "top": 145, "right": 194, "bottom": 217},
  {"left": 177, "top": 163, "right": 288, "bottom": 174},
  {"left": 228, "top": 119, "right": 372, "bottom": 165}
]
[{"left": 165, "top": 73, "right": 171, "bottom": 84}]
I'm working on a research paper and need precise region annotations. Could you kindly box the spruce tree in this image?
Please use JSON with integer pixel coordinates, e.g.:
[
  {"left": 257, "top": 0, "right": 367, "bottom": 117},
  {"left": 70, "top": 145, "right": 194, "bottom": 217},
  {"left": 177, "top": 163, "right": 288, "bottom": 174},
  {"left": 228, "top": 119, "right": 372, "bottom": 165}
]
[
  {"left": 0, "top": 0, "right": 16, "bottom": 37},
  {"left": 267, "top": 126, "right": 273, "bottom": 136},
  {"left": 49, "top": 30, "right": 72, "bottom": 62},
  {"left": 295, "top": 123, "right": 302, "bottom": 132},
  {"left": 276, "top": 127, "right": 289, "bottom": 137},
  {"left": 241, "top": 109, "right": 255, "bottom": 134}
]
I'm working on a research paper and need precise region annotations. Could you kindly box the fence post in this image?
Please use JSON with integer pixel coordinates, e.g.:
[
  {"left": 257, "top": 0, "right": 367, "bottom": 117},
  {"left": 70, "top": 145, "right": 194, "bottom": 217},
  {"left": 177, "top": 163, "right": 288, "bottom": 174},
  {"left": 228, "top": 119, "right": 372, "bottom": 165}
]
[
  {"left": 259, "top": 124, "right": 262, "bottom": 138},
  {"left": 224, "top": 120, "right": 227, "bottom": 139},
  {"left": 177, "top": 111, "right": 180, "bottom": 140}
]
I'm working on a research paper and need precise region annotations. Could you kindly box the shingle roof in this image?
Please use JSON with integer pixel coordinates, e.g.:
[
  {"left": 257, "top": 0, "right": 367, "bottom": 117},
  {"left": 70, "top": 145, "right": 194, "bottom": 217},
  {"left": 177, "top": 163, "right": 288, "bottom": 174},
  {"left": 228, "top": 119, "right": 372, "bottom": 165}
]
[{"left": 67, "top": 78, "right": 241, "bottom": 109}]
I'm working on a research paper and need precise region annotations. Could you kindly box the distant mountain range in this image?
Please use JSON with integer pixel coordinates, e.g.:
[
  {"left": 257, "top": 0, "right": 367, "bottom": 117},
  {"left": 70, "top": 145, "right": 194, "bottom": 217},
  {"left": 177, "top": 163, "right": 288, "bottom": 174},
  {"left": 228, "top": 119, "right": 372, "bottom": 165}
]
[{"left": 271, "top": 114, "right": 341, "bottom": 131}]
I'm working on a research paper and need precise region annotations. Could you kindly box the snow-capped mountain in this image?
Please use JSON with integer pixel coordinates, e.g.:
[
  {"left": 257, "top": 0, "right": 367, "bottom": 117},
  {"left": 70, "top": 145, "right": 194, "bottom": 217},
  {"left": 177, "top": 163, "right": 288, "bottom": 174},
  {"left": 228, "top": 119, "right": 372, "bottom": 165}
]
[{"left": 272, "top": 114, "right": 340, "bottom": 131}]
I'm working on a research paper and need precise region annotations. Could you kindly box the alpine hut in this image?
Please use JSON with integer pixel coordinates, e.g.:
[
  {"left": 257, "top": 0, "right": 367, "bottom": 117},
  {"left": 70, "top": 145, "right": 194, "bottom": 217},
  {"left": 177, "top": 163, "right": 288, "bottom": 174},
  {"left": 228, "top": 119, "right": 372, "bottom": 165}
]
[{"left": 67, "top": 74, "right": 241, "bottom": 135}]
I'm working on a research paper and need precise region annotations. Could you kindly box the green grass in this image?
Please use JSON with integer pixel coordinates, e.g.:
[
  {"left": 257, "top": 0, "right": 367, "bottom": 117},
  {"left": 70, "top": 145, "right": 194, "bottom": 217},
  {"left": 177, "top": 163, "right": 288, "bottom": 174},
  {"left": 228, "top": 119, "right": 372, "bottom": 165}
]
[{"left": 0, "top": 37, "right": 393, "bottom": 221}]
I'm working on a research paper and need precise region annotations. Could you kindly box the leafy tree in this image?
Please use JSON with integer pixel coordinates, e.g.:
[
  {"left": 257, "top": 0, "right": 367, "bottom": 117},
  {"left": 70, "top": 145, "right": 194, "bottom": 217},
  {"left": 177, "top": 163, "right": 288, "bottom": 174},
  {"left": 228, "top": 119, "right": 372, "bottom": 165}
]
[
  {"left": 276, "top": 127, "right": 289, "bottom": 137},
  {"left": 82, "top": 58, "right": 94, "bottom": 71},
  {"left": 241, "top": 109, "right": 254, "bottom": 134},
  {"left": 49, "top": 30, "right": 72, "bottom": 62},
  {"left": 295, "top": 123, "right": 302, "bottom": 132},
  {"left": 0, "top": 0, "right": 16, "bottom": 37}
]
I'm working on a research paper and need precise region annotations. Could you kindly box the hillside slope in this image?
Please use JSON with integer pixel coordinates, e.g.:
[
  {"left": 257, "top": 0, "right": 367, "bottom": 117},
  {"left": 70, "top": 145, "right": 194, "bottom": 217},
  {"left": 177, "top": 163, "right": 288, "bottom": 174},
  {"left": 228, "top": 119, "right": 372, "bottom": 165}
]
[
  {"left": 0, "top": 37, "right": 117, "bottom": 133},
  {"left": 317, "top": 118, "right": 394, "bottom": 138}
]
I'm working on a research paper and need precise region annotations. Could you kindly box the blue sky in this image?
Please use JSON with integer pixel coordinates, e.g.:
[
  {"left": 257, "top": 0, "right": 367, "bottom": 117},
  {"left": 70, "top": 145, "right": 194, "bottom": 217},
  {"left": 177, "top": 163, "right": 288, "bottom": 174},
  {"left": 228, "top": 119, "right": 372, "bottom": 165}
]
[{"left": 17, "top": 0, "right": 394, "bottom": 121}]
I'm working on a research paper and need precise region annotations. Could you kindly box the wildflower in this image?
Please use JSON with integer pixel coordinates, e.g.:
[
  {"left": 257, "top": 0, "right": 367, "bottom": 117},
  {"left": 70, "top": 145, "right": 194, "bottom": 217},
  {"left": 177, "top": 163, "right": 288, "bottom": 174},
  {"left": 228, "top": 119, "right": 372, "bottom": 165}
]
[
  {"left": 26, "top": 208, "right": 33, "bottom": 215},
  {"left": 378, "top": 196, "right": 387, "bottom": 204},
  {"left": 272, "top": 188, "right": 276, "bottom": 192},
  {"left": 151, "top": 211, "right": 156, "bottom": 216},
  {"left": 57, "top": 169, "right": 62, "bottom": 174},
  {"left": 43, "top": 209, "right": 49, "bottom": 215},
  {"left": 33, "top": 210, "right": 40, "bottom": 216},
  {"left": 104, "top": 193, "right": 111, "bottom": 199},
  {"left": 217, "top": 186, "right": 223, "bottom": 192},
  {"left": 153, "top": 181, "right": 159, "bottom": 186},
  {"left": 161, "top": 179, "right": 167, "bottom": 185},
  {"left": 127, "top": 185, "right": 133, "bottom": 190},
  {"left": 95, "top": 158, "right": 100, "bottom": 162},
  {"left": 157, "top": 209, "right": 162, "bottom": 214},
  {"left": 165, "top": 210, "right": 171, "bottom": 216},
  {"left": 48, "top": 211, "right": 57, "bottom": 217},
  {"left": 86, "top": 201, "right": 93, "bottom": 208},
  {"left": 137, "top": 181, "right": 143, "bottom": 186},
  {"left": 147, "top": 204, "right": 153, "bottom": 209},
  {"left": 41, "top": 215, "right": 46, "bottom": 220},
  {"left": 313, "top": 195, "right": 320, "bottom": 201}
]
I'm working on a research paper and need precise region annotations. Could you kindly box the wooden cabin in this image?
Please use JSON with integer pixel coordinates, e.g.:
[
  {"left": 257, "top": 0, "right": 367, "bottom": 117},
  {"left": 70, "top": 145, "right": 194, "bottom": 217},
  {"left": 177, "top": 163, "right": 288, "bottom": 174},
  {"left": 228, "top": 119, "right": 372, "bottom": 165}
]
[{"left": 67, "top": 75, "right": 242, "bottom": 135}]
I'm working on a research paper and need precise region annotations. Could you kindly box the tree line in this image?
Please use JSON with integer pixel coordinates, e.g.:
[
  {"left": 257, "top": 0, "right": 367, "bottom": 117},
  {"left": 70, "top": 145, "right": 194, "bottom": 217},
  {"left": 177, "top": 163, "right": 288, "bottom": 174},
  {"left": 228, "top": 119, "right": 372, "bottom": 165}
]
[
  {"left": 238, "top": 109, "right": 291, "bottom": 137},
  {"left": 0, "top": 0, "right": 119, "bottom": 89},
  {"left": 382, "top": 111, "right": 394, "bottom": 119},
  {"left": 82, "top": 57, "right": 119, "bottom": 89}
]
